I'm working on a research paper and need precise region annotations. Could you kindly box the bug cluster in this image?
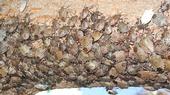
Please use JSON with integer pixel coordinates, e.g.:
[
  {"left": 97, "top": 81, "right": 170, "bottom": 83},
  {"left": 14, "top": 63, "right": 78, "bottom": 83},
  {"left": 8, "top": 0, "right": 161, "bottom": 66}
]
[{"left": 0, "top": 4, "right": 170, "bottom": 94}]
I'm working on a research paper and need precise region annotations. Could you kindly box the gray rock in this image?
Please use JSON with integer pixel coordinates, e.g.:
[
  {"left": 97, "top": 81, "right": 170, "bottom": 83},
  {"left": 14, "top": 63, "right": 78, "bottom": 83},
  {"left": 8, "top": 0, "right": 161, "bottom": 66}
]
[{"left": 0, "top": 30, "right": 6, "bottom": 42}]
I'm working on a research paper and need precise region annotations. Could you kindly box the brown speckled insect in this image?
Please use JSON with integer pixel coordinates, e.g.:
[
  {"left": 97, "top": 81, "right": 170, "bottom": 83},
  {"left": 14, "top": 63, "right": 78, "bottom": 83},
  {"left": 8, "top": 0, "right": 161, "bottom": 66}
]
[
  {"left": 58, "top": 6, "right": 69, "bottom": 21},
  {"left": 58, "top": 1, "right": 72, "bottom": 21},
  {"left": 80, "top": 7, "right": 91, "bottom": 19},
  {"left": 159, "top": 0, "right": 170, "bottom": 12}
]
